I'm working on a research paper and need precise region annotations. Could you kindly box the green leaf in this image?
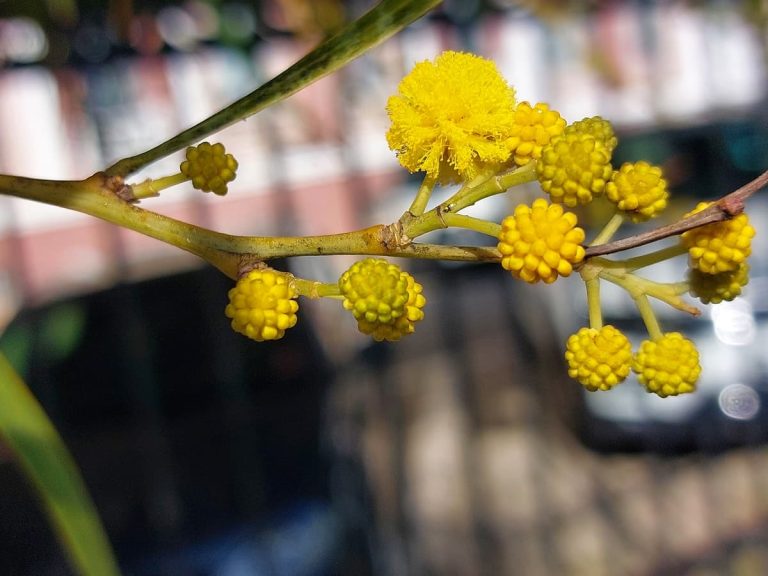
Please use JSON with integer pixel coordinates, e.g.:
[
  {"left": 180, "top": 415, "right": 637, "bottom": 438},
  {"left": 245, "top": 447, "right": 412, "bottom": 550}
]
[
  {"left": 106, "top": 0, "right": 443, "bottom": 177},
  {"left": 0, "top": 352, "right": 121, "bottom": 576}
]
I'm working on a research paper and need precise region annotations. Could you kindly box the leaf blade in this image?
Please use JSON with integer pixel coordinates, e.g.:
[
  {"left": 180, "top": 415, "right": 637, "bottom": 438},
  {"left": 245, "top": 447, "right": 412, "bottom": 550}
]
[
  {"left": 0, "top": 352, "right": 121, "bottom": 576},
  {"left": 106, "top": 0, "right": 443, "bottom": 177}
]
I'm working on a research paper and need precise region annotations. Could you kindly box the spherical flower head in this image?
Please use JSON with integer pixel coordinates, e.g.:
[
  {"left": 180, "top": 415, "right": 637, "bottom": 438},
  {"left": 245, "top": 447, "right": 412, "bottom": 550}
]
[
  {"left": 564, "top": 116, "right": 618, "bottom": 152},
  {"left": 180, "top": 141, "right": 238, "bottom": 196},
  {"left": 339, "top": 258, "right": 426, "bottom": 342},
  {"left": 225, "top": 269, "right": 299, "bottom": 341},
  {"left": 688, "top": 262, "right": 750, "bottom": 304},
  {"left": 605, "top": 161, "right": 669, "bottom": 221},
  {"left": 632, "top": 332, "right": 701, "bottom": 397},
  {"left": 497, "top": 198, "right": 586, "bottom": 284},
  {"left": 386, "top": 51, "right": 516, "bottom": 184},
  {"left": 565, "top": 325, "right": 632, "bottom": 391},
  {"left": 536, "top": 132, "right": 613, "bottom": 207},
  {"left": 506, "top": 101, "right": 566, "bottom": 167},
  {"left": 681, "top": 202, "right": 756, "bottom": 274}
]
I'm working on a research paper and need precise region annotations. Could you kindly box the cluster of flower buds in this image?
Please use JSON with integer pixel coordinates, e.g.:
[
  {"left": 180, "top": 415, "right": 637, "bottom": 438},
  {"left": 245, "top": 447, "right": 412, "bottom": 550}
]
[
  {"left": 381, "top": 50, "right": 758, "bottom": 397},
  {"left": 212, "top": 50, "right": 757, "bottom": 400}
]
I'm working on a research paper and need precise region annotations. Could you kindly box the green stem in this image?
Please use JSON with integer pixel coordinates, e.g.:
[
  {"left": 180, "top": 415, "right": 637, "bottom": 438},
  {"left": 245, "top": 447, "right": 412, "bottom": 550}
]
[
  {"left": 634, "top": 294, "right": 663, "bottom": 341},
  {"left": 591, "top": 243, "right": 688, "bottom": 271},
  {"left": 0, "top": 353, "right": 121, "bottom": 576},
  {"left": 598, "top": 268, "right": 699, "bottom": 316},
  {"left": 620, "top": 243, "right": 688, "bottom": 271},
  {"left": 590, "top": 212, "right": 624, "bottom": 246},
  {"left": 131, "top": 173, "right": 189, "bottom": 199},
  {"left": 441, "top": 213, "right": 501, "bottom": 237},
  {"left": 408, "top": 175, "right": 436, "bottom": 216},
  {"left": 293, "top": 278, "right": 342, "bottom": 298},
  {"left": 0, "top": 174, "right": 242, "bottom": 277},
  {"left": 448, "top": 161, "right": 537, "bottom": 214},
  {"left": 105, "top": 0, "right": 444, "bottom": 177},
  {"left": 401, "top": 162, "right": 537, "bottom": 239},
  {"left": 0, "top": 174, "right": 501, "bottom": 279},
  {"left": 585, "top": 277, "right": 602, "bottom": 330}
]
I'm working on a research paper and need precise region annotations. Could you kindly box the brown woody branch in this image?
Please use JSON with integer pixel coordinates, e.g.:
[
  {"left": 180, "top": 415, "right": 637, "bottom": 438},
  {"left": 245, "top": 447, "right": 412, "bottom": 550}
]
[{"left": 585, "top": 168, "right": 768, "bottom": 259}]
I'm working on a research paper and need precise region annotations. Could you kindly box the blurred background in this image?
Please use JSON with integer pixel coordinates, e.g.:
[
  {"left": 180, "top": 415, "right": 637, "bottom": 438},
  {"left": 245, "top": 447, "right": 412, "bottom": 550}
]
[{"left": 2, "top": 0, "right": 768, "bottom": 574}]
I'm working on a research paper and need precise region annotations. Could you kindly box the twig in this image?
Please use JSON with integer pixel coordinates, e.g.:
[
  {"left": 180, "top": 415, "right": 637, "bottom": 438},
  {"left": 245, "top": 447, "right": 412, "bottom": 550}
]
[{"left": 585, "top": 168, "right": 768, "bottom": 258}]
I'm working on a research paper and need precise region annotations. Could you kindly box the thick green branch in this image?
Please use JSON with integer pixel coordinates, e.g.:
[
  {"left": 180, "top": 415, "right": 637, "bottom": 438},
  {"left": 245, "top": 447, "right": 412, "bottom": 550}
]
[
  {"left": 0, "top": 174, "right": 500, "bottom": 279},
  {"left": 105, "top": 0, "right": 443, "bottom": 178}
]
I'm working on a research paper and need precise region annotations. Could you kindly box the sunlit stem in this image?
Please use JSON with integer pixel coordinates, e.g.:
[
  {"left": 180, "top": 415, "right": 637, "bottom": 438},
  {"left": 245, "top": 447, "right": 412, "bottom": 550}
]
[
  {"left": 408, "top": 174, "right": 436, "bottom": 216},
  {"left": 634, "top": 293, "right": 663, "bottom": 341},
  {"left": 441, "top": 213, "right": 501, "bottom": 237},
  {"left": 589, "top": 243, "right": 688, "bottom": 272},
  {"left": 590, "top": 212, "right": 624, "bottom": 246},
  {"left": 401, "top": 162, "right": 537, "bottom": 240},
  {"left": 131, "top": 173, "right": 189, "bottom": 199},
  {"left": 586, "top": 277, "right": 602, "bottom": 330},
  {"left": 599, "top": 268, "right": 699, "bottom": 316},
  {"left": 615, "top": 243, "right": 688, "bottom": 271},
  {"left": 449, "top": 161, "right": 537, "bottom": 213},
  {"left": 293, "top": 278, "right": 342, "bottom": 299}
]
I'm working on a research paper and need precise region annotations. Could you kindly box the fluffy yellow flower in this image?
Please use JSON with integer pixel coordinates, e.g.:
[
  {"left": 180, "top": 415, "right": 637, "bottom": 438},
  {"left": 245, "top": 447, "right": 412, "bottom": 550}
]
[{"left": 386, "top": 51, "right": 516, "bottom": 183}]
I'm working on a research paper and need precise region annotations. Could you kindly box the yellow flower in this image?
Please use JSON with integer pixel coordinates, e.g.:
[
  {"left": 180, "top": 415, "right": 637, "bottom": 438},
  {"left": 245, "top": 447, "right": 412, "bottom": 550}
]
[
  {"left": 688, "top": 263, "right": 750, "bottom": 304},
  {"left": 564, "top": 116, "right": 618, "bottom": 152},
  {"left": 386, "top": 51, "right": 516, "bottom": 183},
  {"left": 507, "top": 101, "right": 566, "bottom": 166},
  {"left": 225, "top": 269, "right": 299, "bottom": 341},
  {"left": 339, "top": 258, "right": 426, "bottom": 341},
  {"left": 681, "top": 202, "right": 755, "bottom": 274},
  {"left": 181, "top": 142, "right": 238, "bottom": 196},
  {"left": 605, "top": 161, "right": 668, "bottom": 221},
  {"left": 565, "top": 325, "right": 633, "bottom": 391},
  {"left": 632, "top": 333, "right": 701, "bottom": 397},
  {"left": 497, "top": 198, "right": 586, "bottom": 284},
  {"left": 536, "top": 131, "right": 613, "bottom": 207}
]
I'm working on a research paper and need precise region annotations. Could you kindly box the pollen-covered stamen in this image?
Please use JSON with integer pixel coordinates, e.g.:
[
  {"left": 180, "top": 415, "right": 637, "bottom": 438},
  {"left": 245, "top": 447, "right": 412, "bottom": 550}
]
[{"left": 386, "top": 51, "right": 517, "bottom": 184}]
